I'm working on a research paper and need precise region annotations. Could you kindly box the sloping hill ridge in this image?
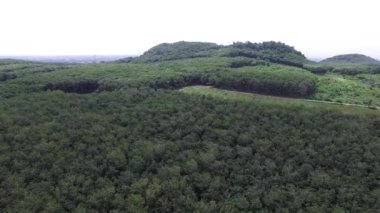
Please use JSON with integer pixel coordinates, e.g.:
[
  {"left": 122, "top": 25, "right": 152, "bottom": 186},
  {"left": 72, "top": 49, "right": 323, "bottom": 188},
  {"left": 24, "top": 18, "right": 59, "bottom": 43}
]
[
  {"left": 224, "top": 41, "right": 308, "bottom": 67},
  {"left": 120, "top": 41, "right": 221, "bottom": 63},
  {"left": 320, "top": 54, "right": 379, "bottom": 64},
  {"left": 119, "top": 41, "right": 310, "bottom": 67}
]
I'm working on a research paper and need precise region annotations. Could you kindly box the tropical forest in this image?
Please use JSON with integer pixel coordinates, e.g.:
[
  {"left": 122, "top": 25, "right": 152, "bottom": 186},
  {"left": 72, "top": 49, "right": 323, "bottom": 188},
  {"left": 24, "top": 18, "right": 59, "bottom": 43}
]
[{"left": 0, "top": 41, "right": 379, "bottom": 212}]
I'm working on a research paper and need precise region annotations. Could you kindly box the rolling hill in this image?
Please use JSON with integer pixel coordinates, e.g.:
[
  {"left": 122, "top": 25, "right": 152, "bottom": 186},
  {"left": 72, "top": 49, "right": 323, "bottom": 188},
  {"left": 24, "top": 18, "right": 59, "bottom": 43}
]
[
  {"left": 119, "top": 41, "right": 311, "bottom": 68},
  {"left": 320, "top": 53, "right": 379, "bottom": 64}
]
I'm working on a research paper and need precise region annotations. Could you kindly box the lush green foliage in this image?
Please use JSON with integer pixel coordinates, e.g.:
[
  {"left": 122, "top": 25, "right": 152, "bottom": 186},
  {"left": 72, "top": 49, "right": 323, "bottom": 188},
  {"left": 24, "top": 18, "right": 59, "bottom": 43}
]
[
  {"left": 307, "top": 63, "right": 380, "bottom": 75},
  {"left": 223, "top": 41, "right": 308, "bottom": 68},
  {"left": 0, "top": 60, "right": 73, "bottom": 98},
  {"left": 1, "top": 90, "right": 379, "bottom": 212},
  {"left": 357, "top": 74, "right": 380, "bottom": 88},
  {"left": 304, "top": 64, "right": 333, "bottom": 74},
  {"left": 0, "top": 43, "right": 379, "bottom": 212},
  {"left": 119, "top": 41, "right": 310, "bottom": 68},
  {"left": 313, "top": 74, "right": 380, "bottom": 107},
  {"left": 5, "top": 57, "right": 315, "bottom": 98},
  {"left": 211, "top": 65, "right": 316, "bottom": 97},
  {"left": 181, "top": 86, "right": 380, "bottom": 115},
  {"left": 331, "top": 64, "right": 380, "bottom": 75},
  {"left": 122, "top": 41, "right": 221, "bottom": 63},
  {"left": 0, "top": 60, "right": 72, "bottom": 75}
]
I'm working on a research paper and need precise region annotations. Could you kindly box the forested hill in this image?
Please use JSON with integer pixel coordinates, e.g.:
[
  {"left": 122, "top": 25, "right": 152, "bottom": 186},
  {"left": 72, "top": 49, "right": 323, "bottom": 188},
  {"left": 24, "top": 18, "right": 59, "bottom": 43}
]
[
  {"left": 125, "top": 41, "right": 221, "bottom": 63},
  {"left": 1, "top": 41, "right": 380, "bottom": 212},
  {"left": 119, "top": 41, "right": 310, "bottom": 67},
  {"left": 224, "top": 41, "right": 308, "bottom": 67},
  {"left": 320, "top": 54, "right": 379, "bottom": 64}
]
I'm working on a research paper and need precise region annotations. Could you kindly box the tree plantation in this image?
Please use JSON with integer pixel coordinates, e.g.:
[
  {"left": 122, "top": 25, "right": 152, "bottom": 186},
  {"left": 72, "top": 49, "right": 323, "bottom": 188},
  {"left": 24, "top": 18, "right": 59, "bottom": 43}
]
[{"left": 0, "top": 41, "right": 379, "bottom": 212}]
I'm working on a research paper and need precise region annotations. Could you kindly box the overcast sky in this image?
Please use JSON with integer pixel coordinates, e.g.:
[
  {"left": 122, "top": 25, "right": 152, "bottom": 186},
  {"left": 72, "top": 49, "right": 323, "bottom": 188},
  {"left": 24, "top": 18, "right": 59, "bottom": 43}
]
[{"left": 0, "top": 0, "right": 379, "bottom": 59}]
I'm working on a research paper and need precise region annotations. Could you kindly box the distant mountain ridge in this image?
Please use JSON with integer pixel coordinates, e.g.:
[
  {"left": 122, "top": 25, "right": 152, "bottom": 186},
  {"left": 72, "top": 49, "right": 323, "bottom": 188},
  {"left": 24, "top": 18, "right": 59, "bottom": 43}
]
[
  {"left": 0, "top": 55, "right": 133, "bottom": 64},
  {"left": 320, "top": 54, "right": 379, "bottom": 64}
]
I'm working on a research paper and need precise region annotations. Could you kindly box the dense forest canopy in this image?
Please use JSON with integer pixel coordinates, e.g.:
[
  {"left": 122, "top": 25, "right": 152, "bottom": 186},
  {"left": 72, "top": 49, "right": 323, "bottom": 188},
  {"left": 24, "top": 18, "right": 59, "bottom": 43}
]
[
  {"left": 119, "top": 41, "right": 309, "bottom": 69},
  {"left": 120, "top": 41, "right": 221, "bottom": 63},
  {"left": 0, "top": 41, "right": 379, "bottom": 212},
  {"left": 230, "top": 41, "right": 305, "bottom": 57}
]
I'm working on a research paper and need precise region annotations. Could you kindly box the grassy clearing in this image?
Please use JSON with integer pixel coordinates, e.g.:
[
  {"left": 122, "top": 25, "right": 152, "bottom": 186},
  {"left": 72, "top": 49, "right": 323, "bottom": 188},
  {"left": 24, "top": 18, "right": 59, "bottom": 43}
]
[
  {"left": 313, "top": 74, "right": 380, "bottom": 107},
  {"left": 180, "top": 85, "right": 380, "bottom": 116}
]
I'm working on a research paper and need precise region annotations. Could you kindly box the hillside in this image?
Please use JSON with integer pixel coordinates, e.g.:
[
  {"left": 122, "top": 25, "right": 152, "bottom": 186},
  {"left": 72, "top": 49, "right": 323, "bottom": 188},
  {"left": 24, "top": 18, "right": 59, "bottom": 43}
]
[
  {"left": 320, "top": 54, "right": 379, "bottom": 64},
  {"left": 119, "top": 41, "right": 221, "bottom": 63},
  {"left": 222, "top": 41, "right": 309, "bottom": 67},
  {"left": 0, "top": 42, "right": 379, "bottom": 212},
  {"left": 120, "top": 41, "right": 311, "bottom": 68}
]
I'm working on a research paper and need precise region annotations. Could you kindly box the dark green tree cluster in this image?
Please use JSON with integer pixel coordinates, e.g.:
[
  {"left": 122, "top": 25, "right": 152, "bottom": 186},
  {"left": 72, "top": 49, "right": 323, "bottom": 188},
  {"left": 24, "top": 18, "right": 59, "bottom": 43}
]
[
  {"left": 225, "top": 41, "right": 307, "bottom": 68},
  {"left": 0, "top": 73, "right": 17, "bottom": 82},
  {"left": 0, "top": 90, "right": 379, "bottom": 212},
  {"left": 130, "top": 41, "right": 221, "bottom": 63},
  {"left": 228, "top": 58, "right": 269, "bottom": 68},
  {"left": 213, "top": 70, "right": 316, "bottom": 97},
  {"left": 225, "top": 49, "right": 305, "bottom": 68},
  {"left": 231, "top": 41, "right": 305, "bottom": 56},
  {"left": 44, "top": 80, "right": 100, "bottom": 94},
  {"left": 332, "top": 65, "right": 380, "bottom": 75},
  {"left": 304, "top": 65, "right": 333, "bottom": 74},
  {"left": 306, "top": 64, "right": 380, "bottom": 75},
  {"left": 150, "top": 65, "right": 317, "bottom": 98}
]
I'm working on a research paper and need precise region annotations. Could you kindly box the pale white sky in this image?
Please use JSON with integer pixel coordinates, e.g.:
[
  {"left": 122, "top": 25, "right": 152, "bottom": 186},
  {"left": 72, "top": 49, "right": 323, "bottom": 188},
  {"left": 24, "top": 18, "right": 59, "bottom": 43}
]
[{"left": 0, "top": 0, "right": 379, "bottom": 59}]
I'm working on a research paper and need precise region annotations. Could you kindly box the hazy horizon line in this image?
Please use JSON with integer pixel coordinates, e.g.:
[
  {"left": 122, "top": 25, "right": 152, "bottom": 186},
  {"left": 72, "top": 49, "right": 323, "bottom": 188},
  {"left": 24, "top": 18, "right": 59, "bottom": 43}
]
[
  {"left": 1, "top": 40, "right": 379, "bottom": 61},
  {"left": 0, "top": 54, "right": 379, "bottom": 62}
]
